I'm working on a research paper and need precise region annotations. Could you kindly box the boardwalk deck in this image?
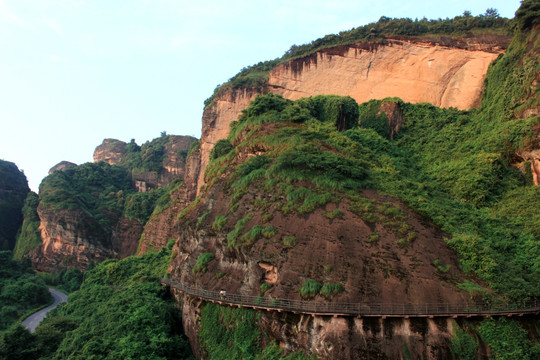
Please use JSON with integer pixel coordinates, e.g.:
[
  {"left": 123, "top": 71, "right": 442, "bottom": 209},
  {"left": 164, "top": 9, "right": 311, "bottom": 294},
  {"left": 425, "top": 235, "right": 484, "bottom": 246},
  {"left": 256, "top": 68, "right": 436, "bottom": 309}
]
[{"left": 161, "top": 278, "right": 540, "bottom": 318}]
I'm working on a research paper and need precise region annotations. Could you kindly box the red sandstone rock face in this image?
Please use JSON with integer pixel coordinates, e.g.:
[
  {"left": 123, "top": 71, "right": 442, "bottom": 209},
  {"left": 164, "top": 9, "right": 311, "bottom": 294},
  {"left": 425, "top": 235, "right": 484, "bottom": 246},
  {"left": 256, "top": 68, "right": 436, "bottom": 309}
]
[
  {"left": 93, "top": 139, "right": 127, "bottom": 165},
  {"left": 268, "top": 40, "right": 501, "bottom": 110},
  {"left": 159, "top": 135, "right": 198, "bottom": 187},
  {"left": 197, "top": 87, "right": 264, "bottom": 194},
  {"left": 138, "top": 185, "right": 190, "bottom": 255},
  {"left": 195, "top": 40, "right": 506, "bottom": 196},
  {"left": 169, "top": 174, "right": 480, "bottom": 359},
  {"left": 168, "top": 123, "right": 489, "bottom": 358},
  {"left": 29, "top": 206, "right": 142, "bottom": 272},
  {"left": 170, "top": 183, "right": 472, "bottom": 306},
  {"left": 179, "top": 295, "right": 459, "bottom": 360},
  {"left": 93, "top": 135, "right": 197, "bottom": 190},
  {"left": 48, "top": 161, "right": 77, "bottom": 175}
]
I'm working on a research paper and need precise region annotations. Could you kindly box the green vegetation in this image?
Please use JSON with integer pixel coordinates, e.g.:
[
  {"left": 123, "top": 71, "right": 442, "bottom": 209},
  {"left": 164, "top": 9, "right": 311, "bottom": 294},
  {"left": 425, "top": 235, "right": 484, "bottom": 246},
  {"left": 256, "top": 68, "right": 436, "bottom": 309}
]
[
  {"left": 193, "top": 252, "right": 215, "bottom": 274},
  {"left": 14, "top": 133, "right": 196, "bottom": 257},
  {"left": 261, "top": 226, "right": 278, "bottom": 239},
  {"left": 197, "top": 211, "right": 211, "bottom": 228},
  {"left": 240, "top": 225, "right": 263, "bottom": 247},
  {"left": 296, "top": 95, "right": 360, "bottom": 131},
  {"left": 20, "top": 161, "right": 177, "bottom": 259},
  {"left": 124, "top": 185, "right": 168, "bottom": 224},
  {"left": 212, "top": 214, "right": 229, "bottom": 231},
  {"left": 433, "top": 259, "right": 451, "bottom": 273},
  {"left": 282, "top": 10, "right": 509, "bottom": 61},
  {"left": 227, "top": 214, "right": 253, "bottom": 248},
  {"left": 203, "top": 17, "right": 540, "bottom": 304},
  {"left": 199, "top": 303, "right": 310, "bottom": 359},
  {"left": 298, "top": 279, "right": 322, "bottom": 299},
  {"left": 13, "top": 192, "right": 41, "bottom": 259},
  {"left": 210, "top": 139, "right": 234, "bottom": 160},
  {"left": 37, "top": 268, "right": 84, "bottom": 294},
  {"left": 514, "top": 0, "right": 540, "bottom": 31},
  {"left": 477, "top": 318, "right": 540, "bottom": 360},
  {"left": 187, "top": 139, "right": 201, "bottom": 158},
  {"left": 260, "top": 283, "right": 272, "bottom": 294},
  {"left": 450, "top": 325, "right": 478, "bottom": 360},
  {"left": 0, "top": 251, "right": 51, "bottom": 331},
  {"left": 323, "top": 209, "right": 344, "bottom": 219},
  {"left": 283, "top": 236, "right": 297, "bottom": 248},
  {"left": 368, "top": 232, "right": 380, "bottom": 244},
  {"left": 298, "top": 280, "right": 344, "bottom": 300},
  {"left": 120, "top": 134, "right": 195, "bottom": 174},
  {"left": 177, "top": 196, "right": 201, "bottom": 221},
  {"left": 39, "top": 162, "right": 132, "bottom": 230},
  {"left": 0, "top": 241, "right": 193, "bottom": 360},
  {"left": 39, "top": 162, "right": 182, "bottom": 229},
  {"left": 206, "top": 10, "right": 510, "bottom": 106},
  {"left": 320, "top": 283, "right": 345, "bottom": 300},
  {"left": 0, "top": 160, "right": 29, "bottom": 251}
]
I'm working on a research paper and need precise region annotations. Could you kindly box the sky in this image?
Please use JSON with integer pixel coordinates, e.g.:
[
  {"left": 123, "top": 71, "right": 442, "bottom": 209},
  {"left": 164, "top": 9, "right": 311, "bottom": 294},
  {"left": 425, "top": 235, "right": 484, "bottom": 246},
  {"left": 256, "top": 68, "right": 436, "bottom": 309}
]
[{"left": 0, "top": 0, "right": 522, "bottom": 191}]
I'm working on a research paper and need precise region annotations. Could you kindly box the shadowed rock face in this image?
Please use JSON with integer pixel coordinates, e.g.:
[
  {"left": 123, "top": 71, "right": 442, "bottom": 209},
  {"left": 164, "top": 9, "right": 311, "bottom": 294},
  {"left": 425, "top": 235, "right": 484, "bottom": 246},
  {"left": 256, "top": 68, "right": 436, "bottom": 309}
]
[
  {"left": 0, "top": 160, "right": 29, "bottom": 250},
  {"left": 29, "top": 206, "right": 142, "bottom": 272}
]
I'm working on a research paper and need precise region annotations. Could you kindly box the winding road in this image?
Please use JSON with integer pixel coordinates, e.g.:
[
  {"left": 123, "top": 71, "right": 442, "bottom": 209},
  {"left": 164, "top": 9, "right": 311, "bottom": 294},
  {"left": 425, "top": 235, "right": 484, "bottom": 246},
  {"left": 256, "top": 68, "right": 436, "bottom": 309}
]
[{"left": 22, "top": 288, "right": 68, "bottom": 333}]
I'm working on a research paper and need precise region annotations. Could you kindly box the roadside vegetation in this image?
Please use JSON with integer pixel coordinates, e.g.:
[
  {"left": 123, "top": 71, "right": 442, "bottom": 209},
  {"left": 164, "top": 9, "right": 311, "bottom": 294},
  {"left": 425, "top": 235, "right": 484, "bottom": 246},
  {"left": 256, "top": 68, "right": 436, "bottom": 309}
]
[
  {"left": 0, "top": 252, "right": 51, "bottom": 332},
  {"left": 0, "top": 241, "right": 193, "bottom": 360}
]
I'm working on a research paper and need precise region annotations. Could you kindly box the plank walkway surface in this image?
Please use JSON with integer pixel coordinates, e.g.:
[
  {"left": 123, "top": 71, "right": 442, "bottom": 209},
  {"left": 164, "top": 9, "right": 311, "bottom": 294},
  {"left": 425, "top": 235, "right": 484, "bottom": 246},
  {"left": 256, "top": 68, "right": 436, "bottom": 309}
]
[{"left": 161, "top": 279, "right": 540, "bottom": 318}]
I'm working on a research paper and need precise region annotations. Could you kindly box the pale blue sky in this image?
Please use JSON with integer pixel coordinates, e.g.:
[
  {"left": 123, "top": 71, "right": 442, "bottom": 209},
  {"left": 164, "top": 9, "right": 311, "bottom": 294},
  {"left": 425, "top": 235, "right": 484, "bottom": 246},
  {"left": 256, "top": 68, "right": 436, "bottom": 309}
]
[{"left": 0, "top": 0, "right": 522, "bottom": 191}]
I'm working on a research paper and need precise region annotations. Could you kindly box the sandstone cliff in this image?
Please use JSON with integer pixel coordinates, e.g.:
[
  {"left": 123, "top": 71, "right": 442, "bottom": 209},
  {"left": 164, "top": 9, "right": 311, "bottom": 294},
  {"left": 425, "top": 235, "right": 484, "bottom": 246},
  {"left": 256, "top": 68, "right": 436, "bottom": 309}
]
[
  {"left": 194, "top": 37, "right": 507, "bottom": 195},
  {"left": 29, "top": 206, "right": 142, "bottom": 272},
  {"left": 94, "top": 135, "right": 197, "bottom": 190},
  {"left": 269, "top": 39, "right": 501, "bottom": 109},
  {"left": 21, "top": 134, "right": 197, "bottom": 271},
  {"left": 93, "top": 138, "right": 127, "bottom": 165},
  {"left": 168, "top": 115, "right": 485, "bottom": 359},
  {"left": 48, "top": 161, "right": 77, "bottom": 175}
]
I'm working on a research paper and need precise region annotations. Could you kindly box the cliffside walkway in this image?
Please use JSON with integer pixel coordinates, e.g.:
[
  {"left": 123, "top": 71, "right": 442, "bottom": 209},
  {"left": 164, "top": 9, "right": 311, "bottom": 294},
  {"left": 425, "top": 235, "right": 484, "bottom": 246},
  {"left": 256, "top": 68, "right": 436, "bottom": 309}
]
[{"left": 161, "top": 279, "right": 540, "bottom": 318}]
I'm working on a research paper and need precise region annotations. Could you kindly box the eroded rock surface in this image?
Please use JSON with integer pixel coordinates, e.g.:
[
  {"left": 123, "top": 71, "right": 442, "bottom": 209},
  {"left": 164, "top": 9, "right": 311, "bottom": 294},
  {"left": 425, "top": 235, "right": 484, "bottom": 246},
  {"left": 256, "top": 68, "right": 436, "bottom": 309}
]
[
  {"left": 196, "top": 39, "right": 506, "bottom": 195},
  {"left": 29, "top": 207, "right": 142, "bottom": 271}
]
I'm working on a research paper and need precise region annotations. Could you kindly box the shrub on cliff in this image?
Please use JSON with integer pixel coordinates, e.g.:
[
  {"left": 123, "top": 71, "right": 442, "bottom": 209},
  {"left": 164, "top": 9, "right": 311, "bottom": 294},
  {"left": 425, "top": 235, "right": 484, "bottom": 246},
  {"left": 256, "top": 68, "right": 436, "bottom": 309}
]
[
  {"left": 210, "top": 139, "right": 234, "bottom": 160},
  {"left": 13, "top": 192, "right": 42, "bottom": 259},
  {"left": 297, "top": 95, "right": 360, "bottom": 131},
  {"left": 514, "top": 0, "right": 540, "bottom": 31}
]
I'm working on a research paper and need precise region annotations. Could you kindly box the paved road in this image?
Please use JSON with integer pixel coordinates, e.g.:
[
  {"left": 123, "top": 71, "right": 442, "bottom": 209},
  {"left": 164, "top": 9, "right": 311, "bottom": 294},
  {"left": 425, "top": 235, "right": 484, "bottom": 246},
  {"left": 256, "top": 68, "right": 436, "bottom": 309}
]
[{"left": 22, "top": 288, "right": 68, "bottom": 333}]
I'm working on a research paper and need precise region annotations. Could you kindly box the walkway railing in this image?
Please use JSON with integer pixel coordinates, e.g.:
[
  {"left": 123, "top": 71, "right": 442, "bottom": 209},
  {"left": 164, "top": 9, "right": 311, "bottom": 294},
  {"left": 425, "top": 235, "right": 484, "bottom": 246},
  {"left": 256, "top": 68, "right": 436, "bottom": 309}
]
[{"left": 161, "top": 279, "right": 540, "bottom": 318}]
